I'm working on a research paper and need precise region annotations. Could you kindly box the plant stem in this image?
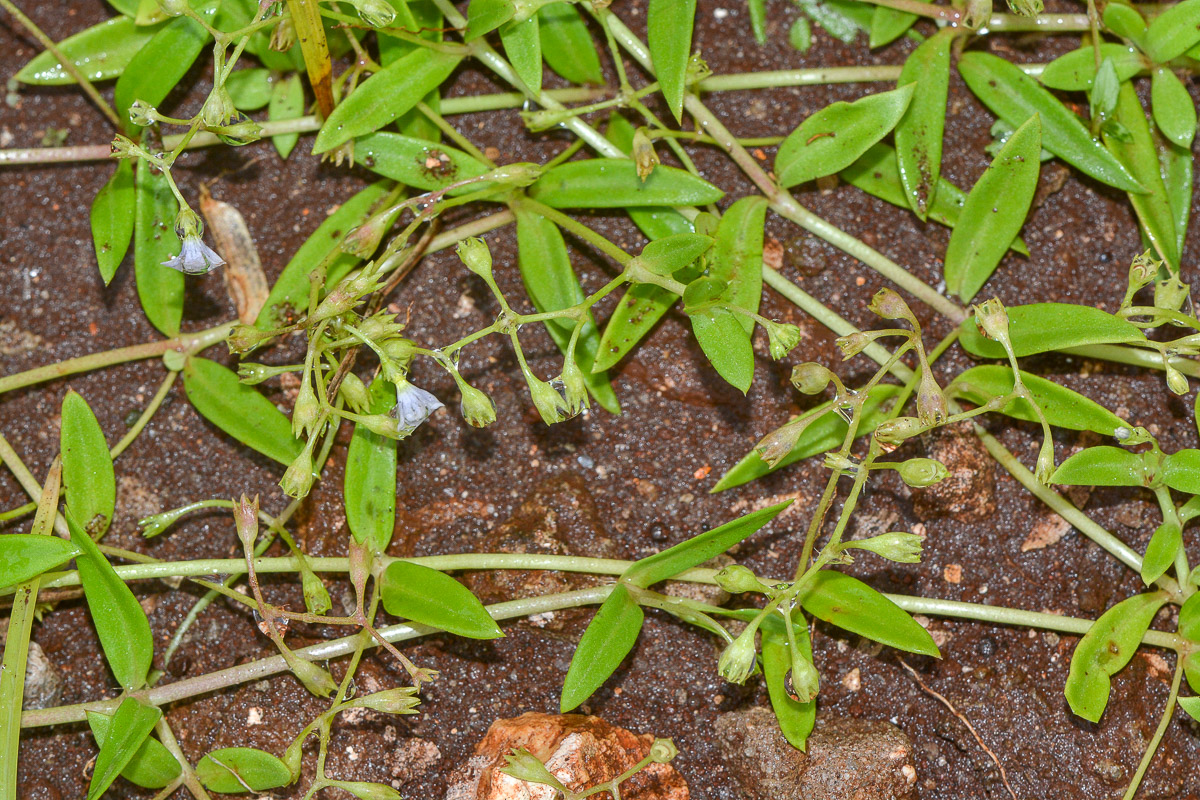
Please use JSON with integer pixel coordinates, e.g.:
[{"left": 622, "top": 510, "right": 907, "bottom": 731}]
[
  {"left": 1064, "top": 344, "right": 1200, "bottom": 378},
  {"left": 110, "top": 371, "right": 177, "bottom": 459},
  {"left": 0, "top": 0, "right": 122, "bottom": 128},
  {"left": 1121, "top": 655, "right": 1184, "bottom": 800},
  {"left": 983, "top": 12, "right": 1092, "bottom": 31}
]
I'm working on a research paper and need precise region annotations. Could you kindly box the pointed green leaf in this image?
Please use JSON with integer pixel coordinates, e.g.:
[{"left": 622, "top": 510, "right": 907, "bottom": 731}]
[
  {"left": 776, "top": 85, "right": 914, "bottom": 187},
  {"left": 944, "top": 114, "right": 1041, "bottom": 301},
  {"left": 1143, "top": 0, "right": 1200, "bottom": 62},
  {"left": 225, "top": 67, "right": 272, "bottom": 110},
  {"left": 687, "top": 302, "right": 754, "bottom": 392},
  {"left": 257, "top": 180, "right": 393, "bottom": 329},
  {"left": 560, "top": 584, "right": 643, "bottom": 711},
  {"left": 539, "top": 3, "right": 603, "bottom": 85},
  {"left": 500, "top": 15, "right": 542, "bottom": 95},
  {"left": 1151, "top": 68, "right": 1196, "bottom": 149},
  {"left": 950, "top": 365, "right": 1128, "bottom": 436},
  {"left": 86, "top": 698, "right": 162, "bottom": 800},
  {"left": 268, "top": 72, "right": 305, "bottom": 159},
  {"left": 1163, "top": 449, "right": 1200, "bottom": 494},
  {"left": 895, "top": 29, "right": 952, "bottom": 219},
  {"left": 1065, "top": 591, "right": 1168, "bottom": 722},
  {"left": 17, "top": 16, "right": 162, "bottom": 85},
  {"left": 134, "top": 158, "right": 183, "bottom": 336},
  {"left": 1104, "top": 83, "right": 1180, "bottom": 271},
  {"left": 465, "top": 0, "right": 514, "bottom": 40},
  {"left": 0, "top": 535, "right": 81, "bottom": 588},
  {"left": 356, "top": 132, "right": 493, "bottom": 193},
  {"left": 1160, "top": 138, "right": 1192, "bottom": 259},
  {"left": 1039, "top": 44, "right": 1143, "bottom": 91},
  {"left": 623, "top": 502, "right": 792, "bottom": 588},
  {"left": 530, "top": 159, "right": 724, "bottom": 208},
  {"left": 345, "top": 379, "right": 398, "bottom": 553},
  {"left": 709, "top": 196, "right": 767, "bottom": 334},
  {"left": 959, "top": 303, "right": 1146, "bottom": 357},
  {"left": 958, "top": 51, "right": 1144, "bottom": 194},
  {"left": 91, "top": 160, "right": 136, "bottom": 285},
  {"left": 1102, "top": 3, "right": 1146, "bottom": 42},
  {"left": 647, "top": 0, "right": 696, "bottom": 121},
  {"left": 196, "top": 747, "right": 292, "bottom": 794},
  {"left": 760, "top": 616, "right": 816, "bottom": 750},
  {"left": 380, "top": 560, "right": 503, "bottom": 638},
  {"left": 870, "top": 2, "right": 921, "bottom": 48},
  {"left": 1180, "top": 695, "right": 1200, "bottom": 723},
  {"left": 182, "top": 356, "right": 303, "bottom": 466},
  {"left": 114, "top": 3, "right": 216, "bottom": 133},
  {"left": 514, "top": 207, "right": 620, "bottom": 413},
  {"left": 87, "top": 708, "right": 181, "bottom": 790},
  {"left": 61, "top": 391, "right": 116, "bottom": 537},
  {"left": 1141, "top": 522, "right": 1181, "bottom": 585},
  {"left": 747, "top": 0, "right": 767, "bottom": 43},
  {"left": 712, "top": 384, "right": 902, "bottom": 492},
  {"left": 633, "top": 233, "right": 713, "bottom": 277},
  {"left": 1050, "top": 446, "right": 1148, "bottom": 487},
  {"left": 799, "top": 571, "right": 939, "bottom": 656},
  {"left": 69, "top": 515, "right": 153, "bottom": 690}
]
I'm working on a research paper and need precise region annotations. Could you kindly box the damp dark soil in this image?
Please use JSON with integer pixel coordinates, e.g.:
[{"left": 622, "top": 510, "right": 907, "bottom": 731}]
[{"left": 3, "top": 1, "right": 1200, "bottom": 798}]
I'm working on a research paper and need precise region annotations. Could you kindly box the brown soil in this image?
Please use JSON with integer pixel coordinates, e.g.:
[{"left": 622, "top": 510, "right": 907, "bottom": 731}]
[{"left": 2, "top": 1, "right": 1199, "bottom": 798}]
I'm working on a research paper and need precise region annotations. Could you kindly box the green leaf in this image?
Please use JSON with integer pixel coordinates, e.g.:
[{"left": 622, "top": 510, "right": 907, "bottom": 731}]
[
  {"left": 1143, "top": 0, "right": 1200, "bottom": 62},
  {"left": 789, "top": 16, "right": 812, "bottom": 50},
  {"left": 1151, "top": 68, "right": 1196, "bottom": 149},
  {"left": 313, "top": 49, "right": 460, "bottom": 153},
  {"left": 16, "top": 16, "right": 162, "bottom": 85},
  {"left": 134, "top": 158, "right": 183, "bottom": 336},
  {"left": 760, "top": 616, "right": 816, "bottom": 750},
  {"left": 514, "top": 207, "right": 620, "bottom": 413},
  {"left": 1140, "top": 522, "right": 1181, "bottom": 585},
  {"left": 623, "top": 502, "right": 792, "bottom": 588},
  {"left": 61, "top": 391, "right": 116, "bottom": 538},
  {"left": 1039, "top": 44, "right": 1143, "bottom": 91},
  {"left": 686, "top": 300, "right": 754, "bottom": 392},
  {"left": 647, "top": 0, "right": 697, "bottom": 122},
  {"left": 268, "top": 72, "right": 305, "bottom": 159},
  {"left": 1104, "top": 83, "right": 1180, "bottom": 271},
  {"left": 196, "top": 747, "right": 293, "bottom": 794},
  {"left": 1163, "top": 449, "right": 1200, "bottom": 494},
  {"left": 1065, "top": 590, "right": 1168, "bottom": 722},
  {"left": 380, "top": 560, "right": 504, "bottom": 638},
  {"left": 747, "top": 0, "right": 767, "bottom": 43},
  {"left": 870, "top": 0, "right": 923, "bottom": 48},
  {"left": 356, "top": 132, "right": 493, "bottom": 193},
  {"left": 1102, "top": 3, "right": 1146, "bottom": 42},
  {"left": 0, "top": 535, "right": 81, "bottom": 588},
  {"left": 225, "top": 67, "right": 272, "bottom": 110},
  {"left": 560, "top": 584, "right": 644, "bottom": 711},
  {"left": 708, "top": 196, "right": 767, "bottom": 334},
  {"left": 465, "top": 0, "right": 514, "bottom": 40},
  {"left": 1160, "top": 138, "right": 1192, "bottom": 259},
  {"left": 91, "top": 160, "right": 136, "bottom": 285},
  {"left": 379, "top": 0, "right": 444, "bottom": 142},
  {"left": 950, "top": 365, "right": 1128, "bottom": 436},
  {"left": 959, "top": 303, "right": 1147, "bottom": 358},
  {"left": 1180, "top": 695, "right": 1200, "bottom": 723},
  {"left": 1050, "top": 446, "right": 1148, "bottom": 487},
  {"left": 894, "top": 30, "right": 952, "bottom": 219},
  {"left": 182, "top": 356, "right": 304, "bottom": 466},
  {"left": 87, "top": 708, "right": 181, "bottom": 790},
  {"left": 257, "top": 180, "right": 393, "bottom": 329},
  {"left": 85, "top": 697, "right": 162, "bottom": 800},
  {"left": 799, "top": 571, "right": 939, "bottom": 656},
  {"left": 69, "top": 515, "right": 154, "bottom": 690},
  {"left": 944, "top": 114, "right": 1041, "bottom": 302},
  {"left": 114, "top": 3, "right": 216, "bottom": 133},
  {"left": 633, "top": 233, "right": 713, "bottom": 276},
  {"left": 958, "top": 51, "right": 1145, "bottom": 194},
  {"left": 1179, "top": 592, "right": 1200, "bottom": 641},
  {"left": 530, "top": 159, "right": 724, "bottom": 208},
  {"left": 797, "top": 0, "right": 866, "bottom": 42},
  {"left": 345, "top": 379, "right": 398, "bottom": 553},
  {"left": 841, "top": 143, "right": 1029, "bottom": 256},
  {"left": 539, "top": 3, "right": 603, "bottom": 85},
  {"left": 500, "top": 15, "right": 542, "bottom": 95},
  {"left": 775, "top": 84, "right": 915, "bottom": 188},
  {"left": 713, "top": 383, "right": 902, "bottom": 492}
]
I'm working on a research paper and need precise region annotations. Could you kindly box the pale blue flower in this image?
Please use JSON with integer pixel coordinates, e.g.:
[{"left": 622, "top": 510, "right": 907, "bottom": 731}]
[
  {"left": 162, "top": 235, "right": 225, "bottom": 275},
  {"left": 390, "top": 380, "right": 443, "bottom": 431}
]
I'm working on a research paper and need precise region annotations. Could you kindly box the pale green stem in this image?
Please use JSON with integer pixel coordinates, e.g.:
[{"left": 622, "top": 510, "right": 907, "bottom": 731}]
[
  {"left": 1121, "top": 655, "right": 1184, "bottom": 800},
  {"left": 154, "top": 717, "right": 213, "bottom": 800},
  {"left": 983, "top": 12, "right": 1092, "bottom": 31},
  {"left": 110, "top": 371, "right": 177, "bottom": 459},
  {"left": 0, "top": 435, "right": 67, "bottom": 538},
  {"left": 1064, "top": 344, "right": 1200, "bottom": 378}
]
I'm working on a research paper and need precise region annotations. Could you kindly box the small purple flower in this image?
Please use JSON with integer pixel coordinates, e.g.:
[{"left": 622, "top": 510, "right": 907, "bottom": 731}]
[
  {"left": 390, "top": 380, "right": 443, "bottom": 431},
  {"left": 162, "top": 235, "right": 226, "bottom": 275}
]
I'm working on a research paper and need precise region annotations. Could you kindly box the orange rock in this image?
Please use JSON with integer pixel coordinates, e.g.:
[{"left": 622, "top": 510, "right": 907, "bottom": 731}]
[{"left": 445, "top": 712, "right": 689, "bottom": 800}]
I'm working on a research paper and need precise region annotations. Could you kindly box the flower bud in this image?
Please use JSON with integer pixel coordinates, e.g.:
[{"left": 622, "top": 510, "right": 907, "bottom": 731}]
[
  {"left": 765, "top": 320, "right": 802, "bottom": 360},
  {"left": 717, "top": 630, "right": 758, "bottom": 685},
  {"left": 201, "top": 87, "right": 237, "bottom": 129},
  {"left": 139, "top": 507, "right": 190, "bottom": 538},
  {"left": 381, "top": 338, "right": 419, "bottom": 369},
  {"left": 754, "top": 417, "right": 811, "bottom": 467},
  {"left": 292, "top": 378, "right": 321, "bottom": 437},
  {"left": 227, "top": 324, "right": 276, "bottom": 354},
  {"left": 835, "top": 331, "right": 871, "bottom": 359},
  {"left": 916, "top": 373, "right": 947, "bottom": 425},
  {"left": 1006, "top": 0, "right": 1042, "bottom": 16},
  {"left": 128, "top": 100, "right": 157, "bottom": 127},
  {"left": 280, "top": 440, "right": 316, "bottom": 498},
  {"left": 350, "top": 0, "right": 396, "bottom": 27},
  {"left": 342, "top": 206, "right": 399, "bottom": 258},
  {"left": 459, "top": 382, "right": 497, "bottom": 428},
  {"left": 875, "top": 416, "right": 924, "bottom": 446},
  {"left": 790, "top": 362, "right": 832, "bottom": 395},
  {"left": 844, "top": 531, "right": 924, "bottom": 563},
  {"left": 1129, "top": 250, "right": 1160, "bottom": 290},
  {"left": 633, "top": 127, "right": 659, "bottom": 181},
  {"left": 356, "top": 312, "right": 404, "bottom": 342},
  {"left": 714, "top": 564, "right": 769, "bottom": 595},
  {"left": 301, "top": 569, "right": 332, "bottom": 614},
  {"left": 529, "top": 377, "right": 570, "bottom": 425},
  {"left": 868, "top": 287, "right": 915, "bottom": 324},
  {"left": 348, "top": 687, "right": 421, "bottom": 715},
  {"left": 501, "top": 749, "right": 567, "bottom": 791},
  {"left": 271, "top": 16, "right": 297, "bottom": 51},
  {"left": 972, "top": 297, "right": 1010, "bottom": 343},
  {"left": 109, "top": 134, "right": 143, "bottom": 159},
  {"left": 234, "top": 494, "right": 259, "bottom": 549},
  {"left": 484, "top": 162, "right": 543, "bottom": 186},
  {"left": 213, "top": 118, "right": 263, "bottom": 146},
  {"left": 457, "top": 237, "right": 493, "bottom": 280},
  {"left": 359, "top": 414, "right": 403, "bottom": 438},
  {"left": 649, "top": 738, "right": 678, "bottom": 764},
  {"left": 559, "top": 359, "right": 589, "bottom": 414},
  {"left": 788, "top": 650, "right": 820, "bottom": 702},
  {"left": 1035, "top": 438, "right": 1056, "bottom": 484},
  {"left": 325, "top": 781, "right": 402, "bottom": 800},
  {"left": 338, "top": 372, "right": 371, "bottom": 414},
  {"left": 898, "top": 458, "right": 949, "bottom": 488},
  {"left": 237, "top": 362, "right": 276, "bottom": 385},
  {"left": 1167, "top": 364, "right": 1190, "bottom": 396}
]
